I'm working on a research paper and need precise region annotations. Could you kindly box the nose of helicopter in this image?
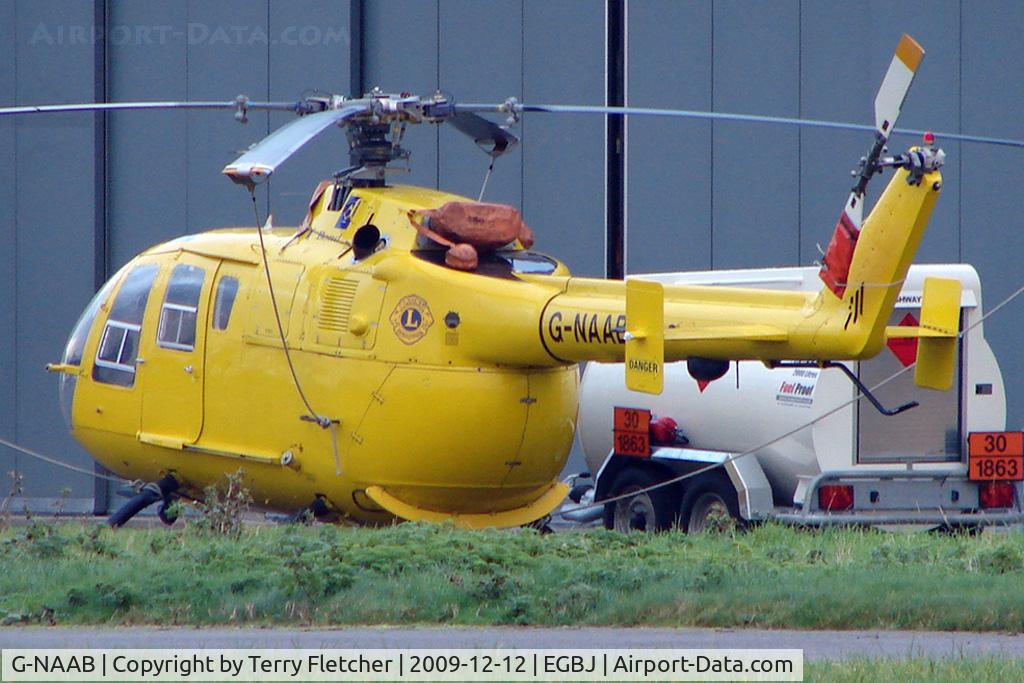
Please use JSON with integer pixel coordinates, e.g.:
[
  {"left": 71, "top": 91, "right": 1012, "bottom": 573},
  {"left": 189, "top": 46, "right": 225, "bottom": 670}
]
[
  {"left": 57, "top": 373, "right": 77, "bottom": 431},
  {"left": 54, "top": 272, "right": 123, "bottom": 431}
]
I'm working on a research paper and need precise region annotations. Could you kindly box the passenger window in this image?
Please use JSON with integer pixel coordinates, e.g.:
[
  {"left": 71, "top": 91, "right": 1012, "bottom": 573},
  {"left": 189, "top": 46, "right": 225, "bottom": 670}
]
[
  {"left": 212, "top": 276, "right": 240, "bottom": 330},
  {"left": 157, "top": 264, "right": 205, "bottom": 351},
  {"left": 93, "top": 263, "right": 158, "bottom": 387}
]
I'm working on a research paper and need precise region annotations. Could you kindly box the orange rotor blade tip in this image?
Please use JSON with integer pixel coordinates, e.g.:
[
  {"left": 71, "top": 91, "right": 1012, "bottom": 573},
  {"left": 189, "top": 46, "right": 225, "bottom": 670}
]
[{"left": 897, "top": 34, "right": 925, "bottom": 72}]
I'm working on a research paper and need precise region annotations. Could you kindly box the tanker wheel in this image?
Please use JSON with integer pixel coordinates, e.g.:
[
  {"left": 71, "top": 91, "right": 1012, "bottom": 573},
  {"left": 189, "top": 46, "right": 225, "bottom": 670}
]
[
  {"left": 604, "top": 469, "right": 679, "bottom": 532},
  {"left": 680, "top": 472, "right": 742, "bottom": 534}
]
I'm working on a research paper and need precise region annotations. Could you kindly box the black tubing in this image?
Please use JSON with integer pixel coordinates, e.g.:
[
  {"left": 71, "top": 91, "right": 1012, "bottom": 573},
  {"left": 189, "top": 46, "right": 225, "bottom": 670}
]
[{"left": 107, "top": 474, "right": 179, "bottom": 527}]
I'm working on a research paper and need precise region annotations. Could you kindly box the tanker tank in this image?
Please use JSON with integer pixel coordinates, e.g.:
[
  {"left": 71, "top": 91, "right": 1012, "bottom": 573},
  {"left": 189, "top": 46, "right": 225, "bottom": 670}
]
[{"left": 578, "top": 360, "right": 855, "bottom": 503}]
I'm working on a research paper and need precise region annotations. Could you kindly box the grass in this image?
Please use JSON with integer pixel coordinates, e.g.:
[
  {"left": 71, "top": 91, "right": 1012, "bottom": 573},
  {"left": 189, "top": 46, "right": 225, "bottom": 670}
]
[
  {"left": 806, "top": 657, "right": 1024, "bottom": 682},
  {"left": 1, "top": 520, "right": 1024, "bottom": 629}
]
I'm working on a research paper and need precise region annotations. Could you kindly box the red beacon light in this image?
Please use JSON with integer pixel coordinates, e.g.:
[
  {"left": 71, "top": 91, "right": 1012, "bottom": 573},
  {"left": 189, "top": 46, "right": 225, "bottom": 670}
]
[{"left": 923, "top": 131, "right": 935, "bottom": 146}]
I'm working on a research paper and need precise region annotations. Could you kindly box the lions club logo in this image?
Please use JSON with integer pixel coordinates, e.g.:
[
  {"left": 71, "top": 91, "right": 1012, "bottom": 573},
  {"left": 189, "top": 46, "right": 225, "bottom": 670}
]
[{"left": 390, "top": 295, "right": 434, "bottom": 345}]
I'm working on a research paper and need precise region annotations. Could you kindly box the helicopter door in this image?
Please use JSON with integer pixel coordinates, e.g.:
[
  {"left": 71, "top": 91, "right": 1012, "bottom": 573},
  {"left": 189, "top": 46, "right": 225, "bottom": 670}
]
[{"left": 138, "top": 255, "right": 218, "bottom": 446}]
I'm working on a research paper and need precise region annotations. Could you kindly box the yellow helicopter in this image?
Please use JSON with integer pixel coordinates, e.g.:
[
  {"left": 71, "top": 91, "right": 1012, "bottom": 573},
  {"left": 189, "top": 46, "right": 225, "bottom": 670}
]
[{"left": 8, "top": 34, "right": 960, "bottom": 528}]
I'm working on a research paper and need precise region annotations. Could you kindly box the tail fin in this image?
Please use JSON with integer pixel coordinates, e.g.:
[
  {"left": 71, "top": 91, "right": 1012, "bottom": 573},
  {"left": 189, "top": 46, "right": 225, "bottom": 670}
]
[
  {"left": 808, "top": 160, "right": 943, "bottom": 360},
  {"left": 624, "top": 279, "right": 664, "bottom": 394},
  {"left": 805, "top": 33, "right": 939, "bottom": 360},
  {"left": 914, "top": 276, "right": 961, "bottom": 390},
  {"left": 884, "top": 276, "right": 961, "bottom": 389}
]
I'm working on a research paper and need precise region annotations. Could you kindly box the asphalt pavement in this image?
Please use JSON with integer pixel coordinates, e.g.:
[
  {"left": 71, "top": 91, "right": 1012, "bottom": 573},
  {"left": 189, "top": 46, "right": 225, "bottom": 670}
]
[{"left": 1, "top": 626, "right": 1023, "bottom": 661}]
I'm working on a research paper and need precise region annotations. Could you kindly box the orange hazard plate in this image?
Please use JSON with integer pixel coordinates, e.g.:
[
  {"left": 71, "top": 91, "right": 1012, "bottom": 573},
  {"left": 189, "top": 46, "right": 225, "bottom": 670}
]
[
  {"left": 614, "top": 406, "right": 651, "bottom": 432},
  {"left": 968, "top": 432, "right": 1024, "bottom": 481},
  {"left": 613, "top": 407, "right": 650, "bottom": 457},
  {"left": 614, "top": 430, "right": 650, "bottom": 458}
]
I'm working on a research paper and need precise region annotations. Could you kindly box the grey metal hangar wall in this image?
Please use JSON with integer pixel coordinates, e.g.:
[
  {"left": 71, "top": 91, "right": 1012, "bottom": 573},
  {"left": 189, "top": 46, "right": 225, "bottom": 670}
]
[{"left": 1, "top": 0, "right": 1022, "bottom": 511}]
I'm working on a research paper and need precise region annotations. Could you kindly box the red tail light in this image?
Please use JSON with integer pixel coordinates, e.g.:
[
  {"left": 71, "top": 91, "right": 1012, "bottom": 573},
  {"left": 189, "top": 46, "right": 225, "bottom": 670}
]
[
  {"left": 979, "top": 481, "right": 1015, "bottom": 509},
  {"left": 819, "top": 484, "right": 854, "bottom": 511}
]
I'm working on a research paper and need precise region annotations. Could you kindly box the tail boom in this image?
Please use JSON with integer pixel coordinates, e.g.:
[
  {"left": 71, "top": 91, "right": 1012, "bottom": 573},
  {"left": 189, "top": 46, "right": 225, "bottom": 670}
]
[{"left": 534, "top": 163, "right": 942, "bottom": 383}]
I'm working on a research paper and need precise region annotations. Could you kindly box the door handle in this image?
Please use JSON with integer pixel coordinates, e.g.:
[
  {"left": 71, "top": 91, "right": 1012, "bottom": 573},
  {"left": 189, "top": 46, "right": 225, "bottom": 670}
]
[{"left": 184, "top": 365, "right": 194, "bottom": 374}]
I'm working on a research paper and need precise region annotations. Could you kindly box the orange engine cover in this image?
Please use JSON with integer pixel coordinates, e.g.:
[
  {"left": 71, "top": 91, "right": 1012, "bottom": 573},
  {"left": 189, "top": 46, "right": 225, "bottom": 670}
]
[{"left": 421, "top": 202, "right": 535, "bottom": 251}]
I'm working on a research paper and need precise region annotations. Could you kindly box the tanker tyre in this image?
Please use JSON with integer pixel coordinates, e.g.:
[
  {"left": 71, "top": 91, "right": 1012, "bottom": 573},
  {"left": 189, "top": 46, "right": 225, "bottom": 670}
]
[
  {"left": 604, "top": 469, "right": 679, "bottom": 533},
  {"left": 680, "top": 473, "right": 742, "bottom": 534}
]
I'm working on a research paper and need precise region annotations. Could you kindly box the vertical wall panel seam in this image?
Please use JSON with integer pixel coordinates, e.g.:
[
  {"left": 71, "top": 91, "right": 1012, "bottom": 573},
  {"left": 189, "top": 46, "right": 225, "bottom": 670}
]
[
  {"left": 265, "top": 0, "right": 271, "bottom": 219},
  {"left": 603, "top": 0, "right": 608, "bottom": 277},
  {"left": 349, "top": 0, "right": 364, "bottom": 99},
  {"left": 12, "top": 0, "right": 18, "bottom": 456},
  {"left": 605, "top": 0, "right": 625, "bottom": 280},
  {"left": 520, "top": 1, "right": 525, "bottom": 214},
  {"left": 709, "top": 1, "right": 714, "bottom": 268},
  {"left": 94, "top": 0, "right": 109, "bottom": 292},
  {"left": 622, "top": 0, "right": 628, "bottom": 276},
  {"left": 796, "top": 0, "right": 802, "bottom": 265},
  {"left": 184, "top": 2, "right": 190, "bottom": 233},
  {"left": 435, "top": 0, "right": 440, "bottom": 190},
  {"left": 93, "top": 0, "right": 111, "bottom": 513},
  {"left": 957, "top": 0, "right": 963, "bottom": 263}
]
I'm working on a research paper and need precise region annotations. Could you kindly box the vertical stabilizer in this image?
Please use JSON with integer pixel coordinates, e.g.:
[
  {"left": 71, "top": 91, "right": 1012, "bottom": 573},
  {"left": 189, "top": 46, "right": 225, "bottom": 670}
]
[
  {"left": 809, "top": 157, "right": 943, "bottom": 359},
  {"left": 915, "top": 276, "right": 961, "bottom": 390},
  {"left": 624, "top": 279, "right": 665, "bottom": 394}
]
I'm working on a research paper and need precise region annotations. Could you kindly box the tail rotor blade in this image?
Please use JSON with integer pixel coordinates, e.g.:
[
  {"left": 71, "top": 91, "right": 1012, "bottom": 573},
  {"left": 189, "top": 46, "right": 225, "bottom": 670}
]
[
  {"left": 820, "top": 34, "right": 925, "bottom": 298},
  {"left": 875, "top": 34, "right": 925, "bottom": 138},
  {"left": 851, "top": 35, "right": 926, "bottom": 217}
]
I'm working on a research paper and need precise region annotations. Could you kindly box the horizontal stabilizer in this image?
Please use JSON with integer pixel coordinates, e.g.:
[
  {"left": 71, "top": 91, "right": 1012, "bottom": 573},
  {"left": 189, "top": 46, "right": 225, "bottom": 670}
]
[
  {"left": 625, "top": 279, "right": 664, "bottom": 394},
  {"left": 914, "top": 276, "right": 961, "bottom": 390}
]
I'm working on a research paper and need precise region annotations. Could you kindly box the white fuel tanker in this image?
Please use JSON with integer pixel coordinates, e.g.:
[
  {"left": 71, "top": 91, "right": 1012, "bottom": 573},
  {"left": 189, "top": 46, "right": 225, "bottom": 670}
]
[{"left": 575, "top": 264, "right": 1021, "bottom": 532}]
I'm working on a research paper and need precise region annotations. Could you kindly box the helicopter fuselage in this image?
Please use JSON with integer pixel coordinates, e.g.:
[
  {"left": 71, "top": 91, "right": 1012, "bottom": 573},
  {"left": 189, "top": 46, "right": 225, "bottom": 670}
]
[
  {"left": 27, "top": 34, "right": 951, "bottom": 528},
  {"left": 54, "top": 157, "right": 943, "bottom": 527},
  {"left": 58, "top": 183, "right": 585, "bottom": 526}
]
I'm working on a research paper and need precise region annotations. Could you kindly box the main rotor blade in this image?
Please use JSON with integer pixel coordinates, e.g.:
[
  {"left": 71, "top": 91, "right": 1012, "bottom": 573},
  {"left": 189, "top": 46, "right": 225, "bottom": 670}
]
[
  {"left": 447, "top": 111, "right": 519, "bottom": 158},
  {"left": 0, "top": 100, "right": 297, "bottom": 116},
  {"left": 7, "top": 98, "right": 1022, "bottom": 150},
  {"left": 457, "top": 103, "right": 1024, "bottom": 149},
  {"left": 222, "top": 104, "right": 368, "bottom": 187}
]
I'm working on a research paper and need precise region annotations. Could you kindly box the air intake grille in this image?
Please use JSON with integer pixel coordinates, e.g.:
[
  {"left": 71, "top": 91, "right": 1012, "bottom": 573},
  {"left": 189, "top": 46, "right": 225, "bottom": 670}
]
[{"left": 318, "top": 278, "right": 358, "bottom": 332}]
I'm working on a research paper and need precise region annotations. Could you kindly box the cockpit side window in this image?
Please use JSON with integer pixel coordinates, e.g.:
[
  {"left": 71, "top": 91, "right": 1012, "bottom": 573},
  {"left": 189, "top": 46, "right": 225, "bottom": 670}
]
[
  {"left": 212, "top": 276, "right": 240, "bottom": 331},
  {"left": 93, "top": 263, "right": 158, "bottom": 387},
  {"left": 157, "top": 264, "right": 205, "bottom": 351},
  {"left": 63, "top": 268, "right": 123, "bottom": 366}
]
